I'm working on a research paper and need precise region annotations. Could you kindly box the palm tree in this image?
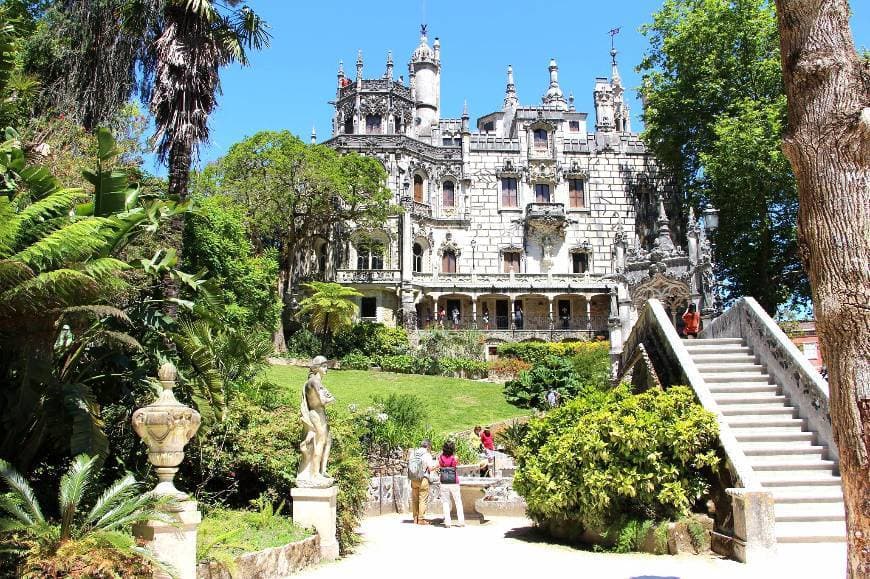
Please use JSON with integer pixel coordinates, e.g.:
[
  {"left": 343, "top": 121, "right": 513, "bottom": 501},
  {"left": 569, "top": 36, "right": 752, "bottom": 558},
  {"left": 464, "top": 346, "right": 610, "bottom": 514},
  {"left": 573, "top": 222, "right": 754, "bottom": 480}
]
[
  {"left": 150, "top": 0, "right": 270, "bottom": 199},
  {"left": 0, "top": 454, "right": 176, "bottom": 578},
  {"left": 298, "top": 282, "right": 362, "bottom": 348}
]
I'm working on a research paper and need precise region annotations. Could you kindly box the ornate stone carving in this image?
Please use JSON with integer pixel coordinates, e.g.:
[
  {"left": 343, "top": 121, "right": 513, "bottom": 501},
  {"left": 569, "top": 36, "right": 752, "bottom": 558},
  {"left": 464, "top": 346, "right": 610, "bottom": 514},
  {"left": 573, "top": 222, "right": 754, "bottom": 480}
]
[
  {"left": 438, "top": 232, "right": 462, "bottom": 257},
  {"left": 132, "top": 362, "right": 201, "bottom": 498},
  {"left": 297, "top": 356, "right": 335, "bottom": 488},
  {"left": 630, "top": 272, "right": 691, "bottom": 311}
]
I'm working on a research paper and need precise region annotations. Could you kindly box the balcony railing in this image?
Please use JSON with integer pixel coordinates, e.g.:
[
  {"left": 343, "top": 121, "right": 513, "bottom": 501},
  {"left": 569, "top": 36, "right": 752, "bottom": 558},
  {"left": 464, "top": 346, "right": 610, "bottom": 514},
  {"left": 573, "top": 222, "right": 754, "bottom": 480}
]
[
  {"left": 411, "top": 271, "right": 603, "bottom": 289},
  {"left": 411, "top": 201, "right": 431, "bottom": 217},
  {"left": 525, "top": 202, "right": 566, "bottom": 219},
  {"left": 336, "top": 269, "right": 401, "bottom": 283},
  {"left": 421, "top": 315, "right": 610, "bottom": 332}
]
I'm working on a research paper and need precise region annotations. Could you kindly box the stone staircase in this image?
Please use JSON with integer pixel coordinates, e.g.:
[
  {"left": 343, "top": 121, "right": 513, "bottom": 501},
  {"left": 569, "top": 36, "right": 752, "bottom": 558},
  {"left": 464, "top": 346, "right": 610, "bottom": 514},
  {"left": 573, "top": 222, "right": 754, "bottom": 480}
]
[{"left": 683, "top": 337, "right": 846, "bottom": 544}]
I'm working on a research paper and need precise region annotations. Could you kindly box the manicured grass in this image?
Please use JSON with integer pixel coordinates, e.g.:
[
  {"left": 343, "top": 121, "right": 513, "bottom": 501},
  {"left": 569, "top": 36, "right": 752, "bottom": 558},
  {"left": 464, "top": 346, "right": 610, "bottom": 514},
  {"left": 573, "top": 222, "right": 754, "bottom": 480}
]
[
  {"left": 266, "top": 364, "right": 527, "bottom": 434},
  {"left": 197, "top": 507, "right": 311, "bottom": 563}
]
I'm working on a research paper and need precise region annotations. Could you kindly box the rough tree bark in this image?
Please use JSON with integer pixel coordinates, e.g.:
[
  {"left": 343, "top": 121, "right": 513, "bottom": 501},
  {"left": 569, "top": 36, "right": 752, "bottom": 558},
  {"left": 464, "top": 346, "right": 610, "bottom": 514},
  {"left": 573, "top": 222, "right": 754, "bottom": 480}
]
[{"left": 773, "top": 1, "right": 870, "bottom": 576}]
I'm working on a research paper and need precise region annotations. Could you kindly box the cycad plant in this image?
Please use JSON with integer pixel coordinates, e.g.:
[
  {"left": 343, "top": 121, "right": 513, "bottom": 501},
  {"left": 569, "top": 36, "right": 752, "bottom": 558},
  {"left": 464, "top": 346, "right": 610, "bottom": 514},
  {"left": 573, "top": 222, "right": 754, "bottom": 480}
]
[
  {"left": 298, "top": 282, "right": 361, "bottom": 350},
  {"left": 0, "top": 454, "right": 176, "bottom": 578}
]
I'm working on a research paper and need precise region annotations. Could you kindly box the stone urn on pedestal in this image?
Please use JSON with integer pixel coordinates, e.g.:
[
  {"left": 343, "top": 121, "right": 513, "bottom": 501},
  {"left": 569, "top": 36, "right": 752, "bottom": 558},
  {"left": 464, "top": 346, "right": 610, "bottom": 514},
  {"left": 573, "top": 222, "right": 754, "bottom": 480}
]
[{"left": 132, "top": 362, "right": 202, "bottom": 579}]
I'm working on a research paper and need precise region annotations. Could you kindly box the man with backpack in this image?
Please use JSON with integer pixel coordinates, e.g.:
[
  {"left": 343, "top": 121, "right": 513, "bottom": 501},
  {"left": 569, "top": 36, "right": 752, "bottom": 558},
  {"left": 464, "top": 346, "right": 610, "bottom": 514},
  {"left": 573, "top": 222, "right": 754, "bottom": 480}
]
[{"left": 407, "top": 439, "right": 437, "bottom": 525}]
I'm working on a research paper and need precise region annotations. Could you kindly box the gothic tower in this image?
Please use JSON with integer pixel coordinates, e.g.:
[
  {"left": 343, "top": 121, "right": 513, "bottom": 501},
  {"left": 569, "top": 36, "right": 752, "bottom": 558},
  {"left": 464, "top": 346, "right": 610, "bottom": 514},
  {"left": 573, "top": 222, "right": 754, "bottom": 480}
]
[{"left": 409, "top": 26, "right": 441, "bottom": 136}]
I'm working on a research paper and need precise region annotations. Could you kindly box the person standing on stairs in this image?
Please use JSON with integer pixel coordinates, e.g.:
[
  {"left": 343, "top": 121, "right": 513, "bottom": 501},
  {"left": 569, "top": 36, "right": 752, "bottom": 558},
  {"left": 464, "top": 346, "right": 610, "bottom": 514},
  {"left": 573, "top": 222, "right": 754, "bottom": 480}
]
[{"left": 682, "top": 303, "right": 700, "bottom": 338}]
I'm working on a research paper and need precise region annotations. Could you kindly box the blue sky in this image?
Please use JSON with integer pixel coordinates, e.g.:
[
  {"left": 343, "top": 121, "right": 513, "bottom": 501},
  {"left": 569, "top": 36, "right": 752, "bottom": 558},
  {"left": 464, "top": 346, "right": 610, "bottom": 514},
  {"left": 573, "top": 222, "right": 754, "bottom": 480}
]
[{"left": 151, "top": 0, "right": 870, "bottom": 175}]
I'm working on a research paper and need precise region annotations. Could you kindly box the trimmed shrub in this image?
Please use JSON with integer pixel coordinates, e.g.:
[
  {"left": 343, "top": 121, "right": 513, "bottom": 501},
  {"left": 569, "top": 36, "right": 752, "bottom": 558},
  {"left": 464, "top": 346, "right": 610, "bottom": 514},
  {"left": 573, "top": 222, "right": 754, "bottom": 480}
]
[
  {"left": 340, "top": 352, "right": 372, "bottom": 370},
  {"left": 513, "top": 385, "right": 720, "bottom": 536},
  {"left": 284, "top": 328, "right": 322, "bottom": 359},
  {"left": 377, "top": 354, "right": 432, "bottom": 375},
  {"left": 332, "top": 323, "right": 410, "bottom": 359},
  {"left": 496, "top": 340, "right": 608, "bottom": 363},
  {"left": 436, "top": 357, "right": 488, "bottom": 379}
]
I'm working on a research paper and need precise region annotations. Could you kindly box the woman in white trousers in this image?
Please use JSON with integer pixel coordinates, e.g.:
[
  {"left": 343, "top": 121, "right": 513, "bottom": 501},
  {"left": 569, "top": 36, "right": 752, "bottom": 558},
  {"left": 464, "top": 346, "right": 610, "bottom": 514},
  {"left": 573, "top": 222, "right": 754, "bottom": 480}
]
[{"left": 437, "top": 440, "right": 465, "bottom": 527}]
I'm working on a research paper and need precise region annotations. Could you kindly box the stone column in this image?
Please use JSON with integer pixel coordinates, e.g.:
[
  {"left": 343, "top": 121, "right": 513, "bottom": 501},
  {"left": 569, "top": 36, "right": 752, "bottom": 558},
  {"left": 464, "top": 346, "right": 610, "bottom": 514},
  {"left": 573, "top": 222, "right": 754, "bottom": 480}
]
[
  {"left": 132, "top": 363, "right": 201, "bottom": 579},
  {"left": 471, "top": 295, "right": 478, "bottom": 329},
  {"left": 509, "top": 296, "right": 516, "bottom": 330},
  {"left": 726, "top": 488, "right": 777, "bottom": 563},
  {"left": 585, "top": 296, "right": 593, "bottom": 331},
  {"left": 548, "top": 297, "right": 554, "bottom": 330}
]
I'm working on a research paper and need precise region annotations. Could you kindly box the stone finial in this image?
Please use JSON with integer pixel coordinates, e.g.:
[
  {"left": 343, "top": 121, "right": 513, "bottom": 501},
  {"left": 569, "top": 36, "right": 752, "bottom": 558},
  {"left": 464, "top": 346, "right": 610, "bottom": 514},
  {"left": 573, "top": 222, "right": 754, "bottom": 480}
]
[
  {"left": 311, "top": 125, "right": 317, "bottom": 144},
  {"left": 504, "top": 64, "right": 518, "bottom": 110},
  {"left": 433, "top": 37, "right": 440, "bottom": 61},
  {"left": 133, "top": 362, "right": 201, "bottom": 498},
  {"left": 569, "top": 92, "right": 575, "bottom": 111},
  {"left": 356, "top": 50, "right": 363, "bottom": 82},
  {"left": 386, "top": 50, "right": 393, "bottom": 80},
  {"left": 462, "top": 100, "right": 469, "bottom": 119},
  {"left": 542, "top": 58, "right": 568, "bottom": 110}
]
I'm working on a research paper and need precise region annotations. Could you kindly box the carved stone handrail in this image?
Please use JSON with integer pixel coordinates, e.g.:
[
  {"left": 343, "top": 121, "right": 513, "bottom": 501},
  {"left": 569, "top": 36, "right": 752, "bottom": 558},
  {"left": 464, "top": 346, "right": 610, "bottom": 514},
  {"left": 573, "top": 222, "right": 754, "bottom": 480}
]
[
  {"left": 701, "top": 297, "right": 837, "bottom": 469},
  {"left": 618, "top": 299, "right": 763, "bottom": 490},
  {"left": 525, "top": 202, "right": 566, "bottom": 219}
]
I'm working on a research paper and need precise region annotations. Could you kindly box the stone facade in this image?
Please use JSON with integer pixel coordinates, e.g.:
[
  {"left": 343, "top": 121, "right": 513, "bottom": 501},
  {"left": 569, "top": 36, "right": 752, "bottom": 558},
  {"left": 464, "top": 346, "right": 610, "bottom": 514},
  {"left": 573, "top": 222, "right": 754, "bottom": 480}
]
[{"left": 318, "top": 27, "right": 718, "bottom": 358}]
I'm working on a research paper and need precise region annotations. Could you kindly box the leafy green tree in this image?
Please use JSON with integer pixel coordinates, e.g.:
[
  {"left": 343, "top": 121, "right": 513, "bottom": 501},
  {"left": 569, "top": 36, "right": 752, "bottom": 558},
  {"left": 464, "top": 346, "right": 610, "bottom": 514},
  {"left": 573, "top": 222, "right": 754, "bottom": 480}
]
[
  {"left": 639, "top": 0, "right": 807, "bottom": 313},
  {"left": 184, "top": 195, "right": 281, "bottom": 333},
  {"left": 0, "top": 454, "right": 174, "bottom": 577},
  {"left": 298, "top": 282, "right": 361, "bottom": 348}
]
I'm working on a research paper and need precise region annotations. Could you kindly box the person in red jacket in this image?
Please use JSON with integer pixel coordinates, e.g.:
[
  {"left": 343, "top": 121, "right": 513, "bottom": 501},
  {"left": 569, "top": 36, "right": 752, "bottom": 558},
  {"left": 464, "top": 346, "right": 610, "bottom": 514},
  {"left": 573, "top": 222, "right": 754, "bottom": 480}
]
[{"left": 682, "top": 303, "right": 701, "bottom": 338}]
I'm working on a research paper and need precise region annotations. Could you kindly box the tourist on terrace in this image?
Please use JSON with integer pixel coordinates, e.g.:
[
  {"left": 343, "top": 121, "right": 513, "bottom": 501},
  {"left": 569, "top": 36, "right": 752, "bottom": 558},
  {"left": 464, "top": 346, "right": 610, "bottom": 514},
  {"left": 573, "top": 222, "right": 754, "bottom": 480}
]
[
  {"left": 514, "top": 306, "right": 524, "bottom": 329},
  {"left": 438, "top": 306, "right": 446, "bottom": 329},
  {"left": 408, "top": 439, "right": 437, "bottom": 525},
  {"left": 451, "top": 306, "right": 460, "bottom": 329},
  {"left": 438, "top": 440, "right": 464, "bottom": 527},
  {"left": 682, "top": 303, "right": 700, "bottom": 339},
  {"left": 482, "top": 306, "right": 490, "bottom": 330}
]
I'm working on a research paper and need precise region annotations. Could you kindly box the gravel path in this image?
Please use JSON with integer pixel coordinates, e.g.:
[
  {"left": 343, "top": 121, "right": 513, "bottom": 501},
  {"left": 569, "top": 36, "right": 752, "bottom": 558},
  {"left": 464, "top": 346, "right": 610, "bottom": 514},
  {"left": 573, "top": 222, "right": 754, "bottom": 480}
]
[{"left": 295, "top": 514, "right": 845, "bottom": 579}]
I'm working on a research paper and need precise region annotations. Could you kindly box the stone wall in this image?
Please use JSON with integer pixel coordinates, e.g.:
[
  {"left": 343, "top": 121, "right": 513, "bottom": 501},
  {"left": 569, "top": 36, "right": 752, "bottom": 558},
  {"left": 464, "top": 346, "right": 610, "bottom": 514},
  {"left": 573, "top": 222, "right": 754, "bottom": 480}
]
[{"left": 196, "top": 535, "right": 320, "bottom": 579}]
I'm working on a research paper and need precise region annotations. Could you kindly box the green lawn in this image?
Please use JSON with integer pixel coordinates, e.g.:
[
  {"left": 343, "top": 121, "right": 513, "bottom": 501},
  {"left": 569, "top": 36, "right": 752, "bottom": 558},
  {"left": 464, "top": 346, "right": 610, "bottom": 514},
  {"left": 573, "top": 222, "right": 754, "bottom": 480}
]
[{"left": 265, "top": 365, "right": 527, "bottom": 434}]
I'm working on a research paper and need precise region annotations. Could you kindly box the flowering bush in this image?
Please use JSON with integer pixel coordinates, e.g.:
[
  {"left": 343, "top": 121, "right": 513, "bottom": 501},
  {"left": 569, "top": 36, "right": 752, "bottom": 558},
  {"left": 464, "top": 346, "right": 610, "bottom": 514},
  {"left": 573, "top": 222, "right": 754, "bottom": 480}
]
[{"left": 487, "top": 358, "right": 532, "bottom": 380}]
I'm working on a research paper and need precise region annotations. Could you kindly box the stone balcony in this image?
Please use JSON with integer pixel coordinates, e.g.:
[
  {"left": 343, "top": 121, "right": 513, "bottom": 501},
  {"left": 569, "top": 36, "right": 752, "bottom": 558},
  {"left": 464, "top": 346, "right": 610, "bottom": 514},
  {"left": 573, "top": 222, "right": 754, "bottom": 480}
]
[
  {"left": 336, "top": 269, "right": 401, "bottom": 284},
  {"left": 524, "top": 202, "right": 568, "bottom": 238},
  {"left": 412, "top": 271, "right": 606, "bottom": 292}
]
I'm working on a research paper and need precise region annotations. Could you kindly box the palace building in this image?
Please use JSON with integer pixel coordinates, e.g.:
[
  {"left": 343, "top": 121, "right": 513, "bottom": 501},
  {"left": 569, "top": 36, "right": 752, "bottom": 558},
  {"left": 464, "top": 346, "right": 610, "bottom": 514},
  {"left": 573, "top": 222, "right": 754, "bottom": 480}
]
[{"left": 318, "top": 28, "right": 718, "bottom": 359}]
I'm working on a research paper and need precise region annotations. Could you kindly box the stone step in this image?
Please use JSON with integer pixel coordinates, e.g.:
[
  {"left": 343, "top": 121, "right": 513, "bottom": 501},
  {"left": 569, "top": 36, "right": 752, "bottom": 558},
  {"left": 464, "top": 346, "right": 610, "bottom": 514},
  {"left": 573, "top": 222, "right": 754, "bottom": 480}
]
[
  {"left": 704, "top": 373, "right": 771, "bottom": 383},
  {"left": 770, "top": 486, "right": 844, "bottom": 503},
  {"left": 709, "top": 383, "right": 780, "bottom": 394},
  {"left": 689, "top": 353, "right": 757, "bottom": 364},
  {"left": 741, "top": 441, "right": 826, "bottom": 456},
  {"left": 714, "top": 394, "right": 788, "bottom": 405},
  {"left": 758, "top": 470, "right": 842, "bottom": 487},
  {"left": 775, "top": 502, "right": 845, "bottom": 522},
  {"left": 682, "top": 338, "right": 744, "bottom": 346},
  {"left": 749, "top": 457, "right": 836, "bottom": 471},
  {"left": 685, "top": 345, "right": 752, "bottom": 355},
  {"left": 775, "top": 521, "right": 847, "bottom": 543},
  {"left": 726, "top": 415, "right": 804, "bottom": 428},
  {"left": 732, "top": 428, "right": 814, "bottom": 442},
  {"left": 720, "top": 404, "right": 797, "bottom": 416},
  {"left": 696, "top": 363, "right": 766, "bottom": 374}
]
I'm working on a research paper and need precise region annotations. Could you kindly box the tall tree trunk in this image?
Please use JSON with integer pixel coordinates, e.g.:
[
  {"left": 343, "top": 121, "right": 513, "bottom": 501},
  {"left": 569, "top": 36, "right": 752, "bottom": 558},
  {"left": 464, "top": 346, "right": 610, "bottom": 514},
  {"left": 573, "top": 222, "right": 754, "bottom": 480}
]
[
  {"left": 168, "top": 144, "right": 192, "bottom": 201},
  {"left": 272, "top": 269, "right": 287, "bottom": 353},
  {"left": 773, "top": 1, "right": 870, "bottom": 576}
]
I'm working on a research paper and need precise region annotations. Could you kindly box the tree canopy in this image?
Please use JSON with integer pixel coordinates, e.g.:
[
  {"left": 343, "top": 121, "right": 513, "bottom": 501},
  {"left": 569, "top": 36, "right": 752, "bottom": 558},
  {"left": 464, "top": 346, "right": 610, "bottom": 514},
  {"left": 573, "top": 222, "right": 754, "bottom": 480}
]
[{"left": 639, "top": 0, "right": 808, "bottom": 313}]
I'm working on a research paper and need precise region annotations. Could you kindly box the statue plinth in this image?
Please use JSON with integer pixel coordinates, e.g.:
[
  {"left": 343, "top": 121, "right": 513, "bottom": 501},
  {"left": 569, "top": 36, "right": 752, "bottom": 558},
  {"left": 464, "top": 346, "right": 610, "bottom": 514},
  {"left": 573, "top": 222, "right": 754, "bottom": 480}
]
[{"left": 291, "top": 485, "right": 339, "bottom": 561}]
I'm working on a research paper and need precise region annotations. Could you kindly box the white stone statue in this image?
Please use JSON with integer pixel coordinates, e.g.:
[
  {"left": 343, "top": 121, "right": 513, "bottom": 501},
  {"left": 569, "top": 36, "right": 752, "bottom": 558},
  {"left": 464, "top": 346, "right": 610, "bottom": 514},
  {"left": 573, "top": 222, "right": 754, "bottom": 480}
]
[{"left": 297, "top": 356, "right": 335, "bottom": 487}]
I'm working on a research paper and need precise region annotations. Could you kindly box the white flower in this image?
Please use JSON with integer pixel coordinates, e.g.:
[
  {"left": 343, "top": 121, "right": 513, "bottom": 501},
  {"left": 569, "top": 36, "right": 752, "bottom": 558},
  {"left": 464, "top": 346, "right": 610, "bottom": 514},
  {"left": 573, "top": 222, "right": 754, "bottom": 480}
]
[
  {"left": 376, "top": 412, "right": 389, "bottom": 423},
  {"left": 348, "top": 404, "right": 358, "bottom": 412}
]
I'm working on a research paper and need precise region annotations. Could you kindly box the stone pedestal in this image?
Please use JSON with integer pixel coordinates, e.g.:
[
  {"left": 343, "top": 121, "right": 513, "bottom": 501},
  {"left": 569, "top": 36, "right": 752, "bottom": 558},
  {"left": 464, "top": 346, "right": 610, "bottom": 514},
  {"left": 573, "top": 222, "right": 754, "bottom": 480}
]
[
  {"left": 133, "top": 500, "right": 201, "bottom": 579},
  {"left": 727, "top": 488, "right": 777, "bottom": 563},
  {"left": 291, "top": 486, "right": 339, "bottom": 561}
]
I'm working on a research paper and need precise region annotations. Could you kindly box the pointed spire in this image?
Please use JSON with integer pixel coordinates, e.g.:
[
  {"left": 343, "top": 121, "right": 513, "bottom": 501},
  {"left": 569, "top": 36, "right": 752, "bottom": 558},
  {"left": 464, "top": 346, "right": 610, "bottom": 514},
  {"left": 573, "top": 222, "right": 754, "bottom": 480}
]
[
  {"left": 337, "top": 60, "right": 345, "bottom": 88},
  {"left": 542, "top": 58, "right": 567, "bottom": 110},
  {"left": 610, "top": 48, "right": 622, "bottom": 88},
  {"left": 386, "top": 50, "right": 393, "bottom": 80},
  {"left": 310, "top": 125, "right": 317, "bottom": 144},
  {"left": 356, "top": 50, "right": 364, "bottom": 82},
  {"left": 654, "top": 193, "right": 676, "bottom": 253},
  {"left": 462, "top": 100, "right": 469, "bottom": 119},
  {"left": 568, "top": 92, "right": 575, "bottom": 111},
  {"left": 504, "top": 64, "right": 518, "bottom": 109},
  {"left": 461, "top": 100, "right": 470, "bottom": 133}
]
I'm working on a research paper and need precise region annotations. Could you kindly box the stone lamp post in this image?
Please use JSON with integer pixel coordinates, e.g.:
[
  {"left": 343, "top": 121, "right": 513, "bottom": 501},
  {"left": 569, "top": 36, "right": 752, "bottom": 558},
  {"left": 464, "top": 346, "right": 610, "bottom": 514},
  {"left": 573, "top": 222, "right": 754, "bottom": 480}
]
[{"left": 132, "top": 362, "right": 202, "bottom": 579}]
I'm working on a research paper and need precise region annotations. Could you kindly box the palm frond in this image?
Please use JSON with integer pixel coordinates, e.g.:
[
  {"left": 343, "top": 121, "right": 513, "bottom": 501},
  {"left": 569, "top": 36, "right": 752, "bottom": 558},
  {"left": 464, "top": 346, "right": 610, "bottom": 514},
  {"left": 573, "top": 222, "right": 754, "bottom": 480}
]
[
  {"left": 14, "top": 217, "right": 114, "bottom": 272},
  {"left": 0, "top": 458, "right": 45, "bottom": 525},
  {"left": 60, "top": 305, "right": 131, "bottom": 325},
  {"left": 0, "top": 268, "right": 100, "bottom": 315},
  {"left": 58, "top": 454, "right": 99, "bottom": 541},
  {"left": 82, "top": 474, "right": 138, "bottom": 530},
  {"left": 0, "top": 188, "right": 84, "bottom": 255},
  {"left": 63, "top": 385, "right": 109, "bottom": 460}
]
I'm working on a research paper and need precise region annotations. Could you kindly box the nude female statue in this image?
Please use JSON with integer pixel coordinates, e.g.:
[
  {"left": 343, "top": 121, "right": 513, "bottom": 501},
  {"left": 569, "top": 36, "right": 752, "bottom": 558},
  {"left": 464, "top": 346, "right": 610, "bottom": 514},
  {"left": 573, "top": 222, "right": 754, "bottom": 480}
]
[{"left": 297, "top": 356, "right": 335, "bottom": 486}]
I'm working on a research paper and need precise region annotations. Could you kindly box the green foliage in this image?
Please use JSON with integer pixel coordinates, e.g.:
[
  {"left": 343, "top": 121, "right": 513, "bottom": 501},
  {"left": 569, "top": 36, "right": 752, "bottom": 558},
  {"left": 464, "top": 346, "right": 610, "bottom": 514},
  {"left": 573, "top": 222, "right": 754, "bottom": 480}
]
[
  {"left": 189, "top": 395, "right": 369, "bottom": 555},
  {"left": 184, "top": 195, "right": 281, "bottom": 334},
  {"left": 613, "top": 518, "right": 655, "bottom": 554},
  {"left": 332, "top": 322, "right": 409, "bottom": 359},
  {"left": 376, "top": 354, "right": 431, "bottom": 375},
  {"left": 197, "top": 503, "right": 310, "bottom": 565},
  {"left": 487, "top": 357, "right": 532, "bottom": 380},
  {"left": 638, "top": 0, "right": 806, "bottom": 313},
  {"left": 284, "top": 327, "right": 322, "bottom": 359},
  {"left": 504, "top": 355, "right": 584, "bottom": 409},
  {"left": 495, "top": 340, "right": 607, "bottom": 363},
  {"left": 340, "top": 352, "right": 373, "bottom": 370},
  {"left": 495, "top": 419, "right": 530, "bottom": 456},
  {"left": 418, "top": 329, "right": 485, "bottom": 361},
  {"left": 513, "top": 385, "right": 720, "bottom": 534},
  {"left": 0, "top": 454, "right": 174, "bottom": 577},
  {"left": 298, "top": 282, "right": 361, "bottom": 341},
  {"left": 435, "top": 357, "right": 488, "bottom": 378}
]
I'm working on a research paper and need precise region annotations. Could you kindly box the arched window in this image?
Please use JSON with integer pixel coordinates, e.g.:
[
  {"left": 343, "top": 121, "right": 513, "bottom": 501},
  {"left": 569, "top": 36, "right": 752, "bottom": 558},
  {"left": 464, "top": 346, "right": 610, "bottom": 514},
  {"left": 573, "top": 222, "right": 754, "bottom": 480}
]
[
  {"left": 533, "top": 129, "right": 548, "bottom": 150},
  {"left": 365, "top": 115, "right": 382, "bottom": 134},
  {"left": 441, "top": 250, "right": 457, "bottom": 273},
  {"left": 356, "top": 239, "right": 384, "bottom": 270},
  {"left": 344, "top": 116, "right": 354, "bottom": 134},
  {"left": 413, "top": 174, "right": 424, "bottom": 203},
  {"left": 413, "top": 243, "right": 423, "bottom": 273},
  {"left": 442, "top": 181, "right": 455, "bottom": 207}
]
